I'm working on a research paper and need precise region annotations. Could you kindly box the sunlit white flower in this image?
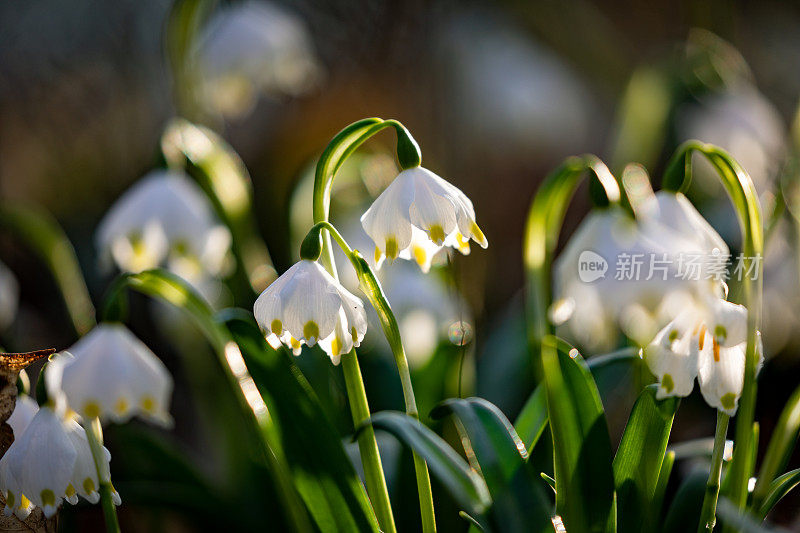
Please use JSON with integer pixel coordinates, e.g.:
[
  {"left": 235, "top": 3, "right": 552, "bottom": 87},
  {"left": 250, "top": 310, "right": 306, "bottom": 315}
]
[
  {"left": 194, "top": 1, "right": 322, "bottom": 117},
  {"left": 96, "top": 170, "right": 231, "bottom": 278},
  {"left": 0, "top": 260, "right": 19, "bottom": 331},
  {"left": 253, "top": 260, "right": 368, "bottom": 364},
  {"left": 49, "top": 324, "right": 173, "bottom": 426},
  {"left": 645, "top": 297, "right": 762, "bottom": 415},
  {"left": 361, "top": 166, "right": 487, "bottom": 271},
  {"left": 554, "top": 192, "right": 727, "bottom": 352}
]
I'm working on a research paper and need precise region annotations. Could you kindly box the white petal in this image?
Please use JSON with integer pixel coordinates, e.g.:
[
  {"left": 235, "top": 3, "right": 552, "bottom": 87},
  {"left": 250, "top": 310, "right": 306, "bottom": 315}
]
[
  {"left": 643, "top": 313, "right": 698, "bottom": 398},
  {"left": 11, "top": 408, "right": 76, "bottom": 511},
  {"left": 64, "top": 419, "right": 105, "bottom": 502},
  {"left": 706, "top": 297, "right": 748, "bottom": 347},
  {"left": 697, "top": 334, "right": 746, "bottom": 416},
  {"left": 7, "top": 395, "right": 39, "bottom": 439},
  {"left": 360, "top": 171, "right": 416, "bottom": 260}
]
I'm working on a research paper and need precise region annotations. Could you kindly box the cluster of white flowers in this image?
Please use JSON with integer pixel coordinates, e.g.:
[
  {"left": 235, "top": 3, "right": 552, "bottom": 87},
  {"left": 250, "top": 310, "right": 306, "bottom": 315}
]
[
  {"left": 255, "top": 165, "right": 486, "bottom": 362},
  {"left": 96, "top": 169, "right": 232, "bottom": 297},
  {"left": 0, "top": 324, "right": 172, "bottom": 518},
  {"left": 555, "top": 190, "right": 761, "bottom": 414},
  {"left": 0, "top": 395, "right": 116, "bottom": 519}
]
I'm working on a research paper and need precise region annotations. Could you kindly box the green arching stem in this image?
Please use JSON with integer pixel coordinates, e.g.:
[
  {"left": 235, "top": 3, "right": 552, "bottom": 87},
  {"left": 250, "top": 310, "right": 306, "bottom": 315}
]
[
  {"left": 663, "top": 141, "right": 764, "bottom": 516},
  {"left": 697, "top": 411, "right": 730, "bottom": 532},
  {"left": 84, "top": 418, "right": 121, "bottom": 533},
  {"left": 311, "top": 119, "right": 436, "bottom": 533},
  {"left": 521, "top": 155, "right": 621, "bottom": 354}
]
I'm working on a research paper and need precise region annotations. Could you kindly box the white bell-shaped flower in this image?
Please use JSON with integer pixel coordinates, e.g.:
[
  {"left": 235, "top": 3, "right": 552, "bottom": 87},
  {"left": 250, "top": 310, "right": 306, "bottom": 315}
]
[
  {"left": 0, "top": 407, "right": 76, "bottom": 518},
  {"left": 254, "top": 260, "right": 368, "bottom": 364},
  {"left": 96, "top": 170, "right": 232, "bottom": 278},
  {"left": 361, "top": 166, "right": 487, "bottom": 271},
  {"left": 0, "top": 260, "right": 19, "bottom": 331},
  {"left": 49, "top": 324, "right": 173, "bottom": 426},
  {"left": 194, "top": 1, "right": 322, "bottom": 117},
  {"left": 643, "top": 310, "right": 700, "bottom": 399}
]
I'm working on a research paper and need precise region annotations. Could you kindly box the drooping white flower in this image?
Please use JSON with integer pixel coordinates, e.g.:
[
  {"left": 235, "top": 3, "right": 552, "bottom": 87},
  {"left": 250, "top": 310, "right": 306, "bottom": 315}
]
[
  {"left": 0, "top": 260, "right": 19, "bottom": 331},
  {"left": 49, "top": 324, "right": 173, "bottom": 426},
  {"left": 194, "top": 1, "right": 322, "bottom": 117},
  {"left": 554, "top": 192, "right": 727, "bottom": 352},
  {"left": 0, "top": 404, "right": 115, "bottom": 518},
  {"left": 253, "top": 260, "right": 368, "bottom": 364},
  {"left": 645, "top": 297, "right": 762, "bottom": 415},
  {"left": 1, "top": 407, "right": 75, "bottom": 518},
  {"left": 361, "top": 166, "right": 487, "bottom": 271},
  {"left": 96, "top": 170, "right": 232, "bottom": 278}
]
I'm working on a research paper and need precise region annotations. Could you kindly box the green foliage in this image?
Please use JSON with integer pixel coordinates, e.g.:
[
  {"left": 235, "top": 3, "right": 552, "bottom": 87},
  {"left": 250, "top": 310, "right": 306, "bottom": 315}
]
[
  {"left": 431, "top": 397, "right": 552, "bottom": 533},
  {"left": 0, "top": 203, "right": 95, "bottom": 335},
  {"left": 613, "top": 385, "right": 679, "bottom": 532},
  {"left": 220, "top": 311, "right": 380, "bottom": 532},
  {"left": 367, "top": 411, "right": 491, "bottom": 521}
]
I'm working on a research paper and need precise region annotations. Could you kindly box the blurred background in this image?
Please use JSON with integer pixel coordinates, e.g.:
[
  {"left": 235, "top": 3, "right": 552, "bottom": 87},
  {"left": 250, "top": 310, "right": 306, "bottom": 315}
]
[{"left": 1, "top": 0, "right": 800, "bottom": 530}]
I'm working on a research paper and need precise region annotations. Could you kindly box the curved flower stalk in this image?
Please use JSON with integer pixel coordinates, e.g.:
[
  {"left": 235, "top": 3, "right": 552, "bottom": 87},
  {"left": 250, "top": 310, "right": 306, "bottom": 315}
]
[
  {"left": 522, "top": 154, "right": 622, "bottom": 354},
  {"left": 662, "top": 141, "right": 763, "bottom": 529},
  {"left": 48, "top": 324, "right": 173, "bottom": 426},
  {"left": 96, "top": 169, "right": 232, "bottom": 285},
  {"left": 310, "top": 118, "right": 440, "bottom": 532},
  {"left": 253, "top": 259, "right": 368, "bottom": 365},
  {"left": 361, "top": 166, "right": 487, "bottom": 272},
  {"left": 0, "top": 399, "right": 116, "bottom": 520}
]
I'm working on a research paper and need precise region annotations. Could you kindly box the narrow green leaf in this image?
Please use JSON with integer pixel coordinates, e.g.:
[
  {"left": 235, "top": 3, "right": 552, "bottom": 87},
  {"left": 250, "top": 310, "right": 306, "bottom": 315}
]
[
  {"left": 542, "top": 336, "right": 616, "bottom": 533},
  {"left": 432, "top": 398, "right": 552, "bottom": 532},
  {"left": 613, "top": 385, "right": 679, "bottom": 533},
  {"left": 515, "top": 347, "right": 638, "bottom": 453},
  {"left": 752, "top": 383, "right": 800, "bottom": 508},
  {"left": 757, "top": 468, "right": 800, "bottom": 520},
  {"left": 162, "top": 119, "right": 276, "bottom": 296},
  {"left": 221, "top": 312, "right": 380, "bottom": 532},
  {"left": 367, "top": 411, "right": 491, "bottom": 519},
  {"left": 651, "top": 450, "right": 675, "bottom": 530},
  {"left": 662, "top": 469, "right": 707, "bottom": 533},
  {"left": 0, "top": 203, "right": 95, "bottom": 335}
]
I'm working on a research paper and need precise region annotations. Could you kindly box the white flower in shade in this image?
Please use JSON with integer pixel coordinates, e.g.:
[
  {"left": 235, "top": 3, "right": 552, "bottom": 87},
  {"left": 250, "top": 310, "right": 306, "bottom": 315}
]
[
  {"left": 194, "top": 1, "right": 322, "bottom": 117},
  {"left": 50, "top": 324, "right": 173, "bottom": 426},
  {"left": 0, "top": 260, "right": 19, "bottom": 331},
  {"left": 361, "top": 166, "right": 487, "bottom": 272},
  {"left": 554, "top": 192, "right": 728, "bottom": 352},
  {"left": 0, "top": 405, "right": 115, "bottom": 518},
  {"left": 96, "top": 170, "right": 231, "bottom": 278},
  {"left": 1, "top": 407, "right": 75, "bottom": 518},
  {"left": 253, "top": 260, "right": 368, "bottom": 364}
]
